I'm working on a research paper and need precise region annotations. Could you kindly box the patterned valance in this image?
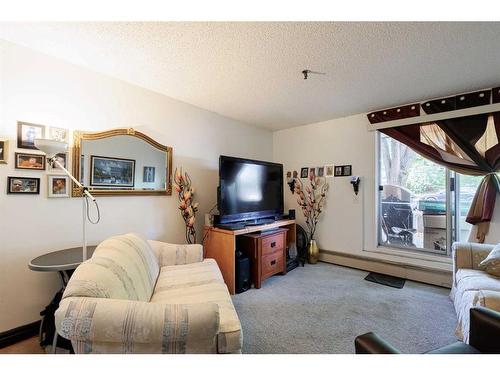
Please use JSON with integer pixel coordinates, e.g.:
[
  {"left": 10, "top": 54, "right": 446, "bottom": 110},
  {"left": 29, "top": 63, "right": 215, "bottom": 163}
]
[
  {"left": 367, "top": 87, "right": 500, "bottom": 124},
  {"left": 374, "top": 86, "right": 500, "bottom": 242},
  {"left": 367, "top": 103, "right": 420, "bottom": 124}
]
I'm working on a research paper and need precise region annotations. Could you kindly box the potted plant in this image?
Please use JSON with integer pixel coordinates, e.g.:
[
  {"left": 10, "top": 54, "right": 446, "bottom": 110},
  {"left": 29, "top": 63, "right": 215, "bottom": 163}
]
[
  {"left": 173, "top": 168, "right": 199, "bottom": 244},
  {"left": 293, "top": 173, "right": 329, "bottom": 263}
]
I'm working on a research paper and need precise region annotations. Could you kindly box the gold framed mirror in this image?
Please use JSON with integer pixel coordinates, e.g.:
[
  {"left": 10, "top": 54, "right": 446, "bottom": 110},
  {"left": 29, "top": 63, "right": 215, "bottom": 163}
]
[{"left": 72, "top": 128, "right": 172, "bottom": 197}]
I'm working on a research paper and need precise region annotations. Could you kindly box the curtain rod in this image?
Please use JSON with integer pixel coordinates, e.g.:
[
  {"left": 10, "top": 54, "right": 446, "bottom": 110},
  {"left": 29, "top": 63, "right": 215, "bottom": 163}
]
[{"left": 367, "top": 103, "right": 500, "bottom": 132}]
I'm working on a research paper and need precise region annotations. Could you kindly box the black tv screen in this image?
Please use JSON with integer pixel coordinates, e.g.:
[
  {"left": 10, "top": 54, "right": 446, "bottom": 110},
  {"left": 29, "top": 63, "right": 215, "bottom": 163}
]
[{"left": 218, "top": 155, "right": 284, "bottom": 224}]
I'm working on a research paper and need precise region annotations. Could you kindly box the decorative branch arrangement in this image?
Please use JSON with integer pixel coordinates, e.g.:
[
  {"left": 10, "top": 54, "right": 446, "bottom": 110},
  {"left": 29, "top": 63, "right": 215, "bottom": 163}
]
[
  {"left": 293, "top": 174, "right": 329, "bottom": 241},
  {"left": 173, "top": 168, "right": 199, "bottom": 244}
]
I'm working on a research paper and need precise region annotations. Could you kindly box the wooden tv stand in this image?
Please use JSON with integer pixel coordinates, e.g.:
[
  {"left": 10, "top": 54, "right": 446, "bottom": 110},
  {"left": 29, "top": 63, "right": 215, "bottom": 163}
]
[{"left": 203, "top": 219, "right": 296, "bottom": 294}]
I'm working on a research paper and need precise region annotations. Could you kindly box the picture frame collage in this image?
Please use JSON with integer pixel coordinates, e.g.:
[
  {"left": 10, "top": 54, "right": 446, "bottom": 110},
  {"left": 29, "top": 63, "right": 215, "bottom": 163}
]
[
  {"left": 2, "top": 122, "right": 159, "bottom": 196},
  {"left": 3, "top": 121, "right": 71, "bottom": 197},
  {"left": 297, "top": 164, "right": 352, "bottom": 180}
]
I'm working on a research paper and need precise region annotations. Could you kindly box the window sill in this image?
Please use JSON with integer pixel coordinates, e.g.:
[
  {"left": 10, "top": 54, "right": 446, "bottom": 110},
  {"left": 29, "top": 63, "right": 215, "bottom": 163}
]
[
  {"left": 323, "top": 248, "right": 452, "bottom": 275},
  {"left": 367, "top": 245, "right": 452, "bottom": 266}
]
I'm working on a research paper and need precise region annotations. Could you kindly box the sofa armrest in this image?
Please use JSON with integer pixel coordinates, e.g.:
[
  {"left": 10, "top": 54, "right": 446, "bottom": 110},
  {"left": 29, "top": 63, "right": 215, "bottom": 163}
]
[
  {"left": 354, "top": 332, "right": 401, "bottom": 354},
  {"left": 473, "top": 290, "right": 500, "bottom": 313},
  {"left": 148, "top": 240, "right": 203, "bottom": 266},
  {"left": 452, "top": 242, "right": 494, "bottom": 277},
  {"left": 55, "top": 297, "right": 219, "bottom": 353},
  {"left": 469, "top": 307, "right": 500, "bottom": 353}
]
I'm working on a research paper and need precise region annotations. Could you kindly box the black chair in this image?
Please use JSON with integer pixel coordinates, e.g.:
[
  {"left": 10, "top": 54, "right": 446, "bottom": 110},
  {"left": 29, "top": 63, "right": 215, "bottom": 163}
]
[
  {"left": 355, "top": 307, "right": 500, "bottom": 354},
  {"left": 381, "top": 198, "right": 415, "bottom": 247}
]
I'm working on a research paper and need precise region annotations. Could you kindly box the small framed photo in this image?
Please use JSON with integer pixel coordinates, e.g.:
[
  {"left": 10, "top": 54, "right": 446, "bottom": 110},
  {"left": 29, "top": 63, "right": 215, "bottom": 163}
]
[
  {"left": 317, "top": 166, "right": 324, "bottom": 177},
  {"left": 17, "top": 121, "right": 45, "bottom": 149},
  {"left": 15, "top": 152, "right": 46, "bottom": 170},
  {"left": 0, "top": 139, "right": 9, "bottom": 164},
  {"left": 325, "top": 164, "right": 334, "bottom": 177},
  {"left": 48, "top": 175, "right": 70, "bottom": 198},
  {"left": 300, "top": 167, "right": 308, "bottom": 178},
  {"left": 48, "top": 126, "right": 69, "bottom": 143},
  {"left": 7, "top": 176, "right": 40, "bottom": 194},
  {"left": 334, "top": 165, "right": 353, "bottom": 177},
  {"left": 49, "top": 152, "right": 68, "bottom": 170},
  {"left": 309, "top": 167, "right": 316, "bottom": 179},
  {"left": 143, "top": 166, "right": 156, "bottom": 183}
]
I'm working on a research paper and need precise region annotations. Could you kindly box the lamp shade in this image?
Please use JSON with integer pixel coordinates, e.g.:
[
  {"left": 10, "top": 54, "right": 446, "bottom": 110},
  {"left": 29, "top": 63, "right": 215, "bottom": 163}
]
[{"left": 34, "top": 138, "right": 68, "bottom": 157}]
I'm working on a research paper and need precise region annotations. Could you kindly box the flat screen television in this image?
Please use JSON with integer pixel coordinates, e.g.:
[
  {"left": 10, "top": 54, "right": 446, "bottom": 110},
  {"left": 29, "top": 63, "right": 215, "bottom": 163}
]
[{"left": 218, "top": 155, "right": 284, "bottom": 224}]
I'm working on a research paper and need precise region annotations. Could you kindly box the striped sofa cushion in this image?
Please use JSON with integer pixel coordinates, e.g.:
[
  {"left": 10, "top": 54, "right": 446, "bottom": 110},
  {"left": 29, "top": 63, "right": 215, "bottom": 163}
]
[
  {"left": 148, "top": 240, "right": 204, "bottom": 267},
  {"left": 63, "top": 233, "right": 160, "bottom": 302},
  {"left": 150, "top": 259, "right": 242, "bottom": 353},
  {"left": 57, "top": 296, "right": 220, "bottom": 353}
]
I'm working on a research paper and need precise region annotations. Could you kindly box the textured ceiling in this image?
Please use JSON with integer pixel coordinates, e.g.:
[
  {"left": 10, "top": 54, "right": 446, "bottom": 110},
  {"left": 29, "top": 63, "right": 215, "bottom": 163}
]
[{"left": 1, "top": 22, "right": 500, "bottom": 130}]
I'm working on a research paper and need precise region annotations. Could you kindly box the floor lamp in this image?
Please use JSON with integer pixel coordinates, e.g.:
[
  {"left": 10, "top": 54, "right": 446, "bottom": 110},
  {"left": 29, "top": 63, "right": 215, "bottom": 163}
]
[{"left": 35, "top": 139, "right": 99, "bottom": 261}]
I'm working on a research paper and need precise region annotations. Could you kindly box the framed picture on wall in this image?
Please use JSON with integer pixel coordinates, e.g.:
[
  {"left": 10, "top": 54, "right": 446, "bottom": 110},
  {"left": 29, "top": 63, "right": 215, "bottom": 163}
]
[
  {"left": 90, "top": 155, "right": 135, "bottom": 187},
  {"left": 48, "top": 126, "right": 69, "bottom": 143},
  {"left": 7, "top": 176, "right": 40, "bottom": 194},
  {"left": 49, "top": 152, "right": 68, "bottom": 171},
  {"left": 0, "top": 139, "right": 8, "bottom": 164},
  {"left": 47, "top": 175, "right": 70, "bottom": 198},
  {"left": 343, "top": 165, "right": 352, "bottom": 176},
  {"left": 309, "top": 167, "right": 316, "bottom": 179},
  {"left": 15, "top": 152, "right": 46, "bottom": 170},
  {"left": 317, "top": 166, "right": 325, "bottom": 177},
  {"left": 325, "top": 164, "right": 334, "bottom": 177},
  {"left": 300, "top": 167, "right": 308, "bottom": 178},
  {"left": 17, "top": 121, "right": 46, "bottom": 149},
  {"left": 143, "top": 166, "right": 155, "bottom": 183},
  {"left": 334, "top": 165, "right": 353, "bottom": 177}
]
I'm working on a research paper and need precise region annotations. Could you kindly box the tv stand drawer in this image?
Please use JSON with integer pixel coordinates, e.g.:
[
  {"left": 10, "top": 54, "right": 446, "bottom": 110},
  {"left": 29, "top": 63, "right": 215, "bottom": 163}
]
[
  {"left": 261, "top": 233, "right": 284, "bottom": 256},
  {"left": 238, "top": 227, "right": 289, "bottom": 289},
  {"left": 261, "top": 252, "right": 284, "bottom": 279}
]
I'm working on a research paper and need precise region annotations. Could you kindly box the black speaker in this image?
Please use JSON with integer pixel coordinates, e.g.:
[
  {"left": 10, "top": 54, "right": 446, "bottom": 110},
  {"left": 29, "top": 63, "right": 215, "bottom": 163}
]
[
  {"left": 288, "top": 209, "right": 295, "bottom": 220},
  {"left": 235, "top": 254, "right": 251, "bottom": 294}
]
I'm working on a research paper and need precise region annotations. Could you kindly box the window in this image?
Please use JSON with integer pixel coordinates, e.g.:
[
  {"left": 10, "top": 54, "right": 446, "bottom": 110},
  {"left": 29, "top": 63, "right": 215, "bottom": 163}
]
[
  {"left": 378, "top": 133, "right": 482, "bottom": 255},
  {"left": 455, "top": 173, "right": 483, "bottom": 242}
]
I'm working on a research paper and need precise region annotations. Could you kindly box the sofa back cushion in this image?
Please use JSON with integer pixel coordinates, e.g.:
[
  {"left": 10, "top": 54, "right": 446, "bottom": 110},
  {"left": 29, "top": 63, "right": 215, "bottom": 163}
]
[
  {"left": 148, "top": 241, "right": 204, "bottom": 267},
  {"left": 63, "top": 233, "right": 160, "bottom": 302},
  {"left": 479, "top": 243, "right": 500, "bottom": 277}
]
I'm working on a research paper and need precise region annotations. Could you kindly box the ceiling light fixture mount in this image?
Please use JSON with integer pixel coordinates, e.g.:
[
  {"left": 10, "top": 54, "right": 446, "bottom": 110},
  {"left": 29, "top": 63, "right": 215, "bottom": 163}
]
[{"left": 302, "top": 69, "right": 326, "bottom": 80}]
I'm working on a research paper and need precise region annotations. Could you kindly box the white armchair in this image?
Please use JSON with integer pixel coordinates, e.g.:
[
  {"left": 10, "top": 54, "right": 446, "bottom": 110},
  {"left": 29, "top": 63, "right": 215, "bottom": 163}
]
[{"left": 451, "top": 242, "right": 500, "bottom": 342}]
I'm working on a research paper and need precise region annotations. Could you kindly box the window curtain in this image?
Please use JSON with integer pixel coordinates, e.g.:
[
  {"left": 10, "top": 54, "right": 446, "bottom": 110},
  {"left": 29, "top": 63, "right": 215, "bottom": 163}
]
[{"left": 379, "top": 112, "right": 500, "bottom": 243}]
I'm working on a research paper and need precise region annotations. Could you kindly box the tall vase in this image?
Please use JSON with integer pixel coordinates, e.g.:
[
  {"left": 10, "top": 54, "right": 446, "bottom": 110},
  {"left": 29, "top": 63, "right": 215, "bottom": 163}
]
[{"left": 308, "top": 239, "right": 319, "bottom": 264}]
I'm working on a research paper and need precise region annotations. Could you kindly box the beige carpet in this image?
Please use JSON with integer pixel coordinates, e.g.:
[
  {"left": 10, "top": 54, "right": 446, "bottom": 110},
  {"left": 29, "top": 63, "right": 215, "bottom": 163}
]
[{"left": 232, "top": 262, "right": 457, "bottom": 354}]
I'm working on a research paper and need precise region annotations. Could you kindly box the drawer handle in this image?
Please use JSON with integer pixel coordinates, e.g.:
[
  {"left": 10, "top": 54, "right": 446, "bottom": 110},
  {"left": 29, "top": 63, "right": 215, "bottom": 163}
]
[
  {"left": 271, "top": 242, "right": 276, "bottom": 248},
  {"left": 270, "top": 260, "right": 276, "bottom": 266}
]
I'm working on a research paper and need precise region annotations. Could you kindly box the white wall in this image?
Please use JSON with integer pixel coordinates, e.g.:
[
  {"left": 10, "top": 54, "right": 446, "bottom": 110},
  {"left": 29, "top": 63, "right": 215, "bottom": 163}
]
[
  {"left": 0, "top": 40, "right": 272, "bottom": 332},
  {"left": 273, "top": 114, "right": 500, "bottom": 272},
  {"left": 274, "top": 114, "right": 376, "bottom": 257}
]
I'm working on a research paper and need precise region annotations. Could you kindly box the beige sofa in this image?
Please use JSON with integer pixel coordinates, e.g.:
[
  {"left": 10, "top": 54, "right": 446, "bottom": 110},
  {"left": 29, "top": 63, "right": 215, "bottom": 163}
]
[
  {"left": 54, "top": 233, "right": 242, "bottom": 353},
  {"left": 451, "top": 242, "right": 500, "bottom": 343}
]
